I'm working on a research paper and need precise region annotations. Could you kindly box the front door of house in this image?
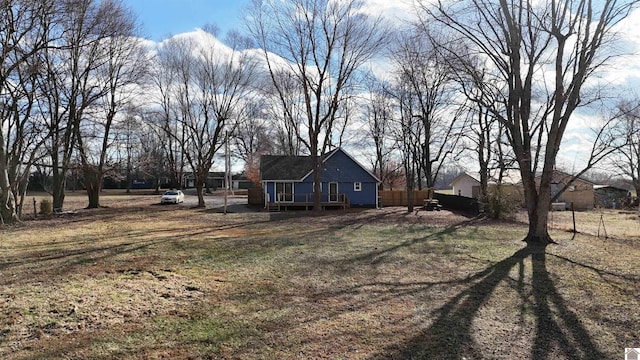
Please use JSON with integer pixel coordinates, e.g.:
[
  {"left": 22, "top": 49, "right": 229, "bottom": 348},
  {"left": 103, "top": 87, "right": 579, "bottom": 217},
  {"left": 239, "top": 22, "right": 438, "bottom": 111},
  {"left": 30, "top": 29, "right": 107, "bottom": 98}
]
[{"left": 329, "top": 182, "right": 338, "bottom": 202}]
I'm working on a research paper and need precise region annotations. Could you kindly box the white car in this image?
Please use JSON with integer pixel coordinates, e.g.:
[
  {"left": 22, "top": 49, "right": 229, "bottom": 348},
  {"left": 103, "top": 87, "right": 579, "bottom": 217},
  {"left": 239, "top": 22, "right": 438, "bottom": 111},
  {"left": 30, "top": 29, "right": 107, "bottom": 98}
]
[{"left": 161, "top": 190, "right": 185, "bottom": 204}]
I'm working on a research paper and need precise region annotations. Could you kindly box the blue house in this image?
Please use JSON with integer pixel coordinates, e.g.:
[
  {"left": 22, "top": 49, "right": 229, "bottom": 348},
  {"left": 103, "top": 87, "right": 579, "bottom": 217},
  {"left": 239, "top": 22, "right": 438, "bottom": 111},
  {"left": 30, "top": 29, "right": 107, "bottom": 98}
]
[{"left": 260, "top": 148, "right": 380, "bottom": 210}]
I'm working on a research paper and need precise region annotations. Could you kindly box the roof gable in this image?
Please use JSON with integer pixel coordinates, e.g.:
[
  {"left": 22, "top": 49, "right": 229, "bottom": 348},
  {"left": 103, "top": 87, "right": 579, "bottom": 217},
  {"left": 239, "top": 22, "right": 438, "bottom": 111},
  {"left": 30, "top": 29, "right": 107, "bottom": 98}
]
[
  {"left": 300, "top": 148, "right": 380, "bottom": 183},
  {"left": 450, "top": 172, "right": 481, "bottom": 187},
  {"left": 450, "top": 170, "right": 522, "bottom": 187},
  {"left": 260, "top": 148, "right": 380, "bottom": 183}
]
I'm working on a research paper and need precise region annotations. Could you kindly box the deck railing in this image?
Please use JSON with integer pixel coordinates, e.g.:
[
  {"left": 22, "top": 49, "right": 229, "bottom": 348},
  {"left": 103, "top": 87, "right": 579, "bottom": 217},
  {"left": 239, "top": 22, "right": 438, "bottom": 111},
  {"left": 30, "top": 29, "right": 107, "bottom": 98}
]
[{"left": 275, "top": 193, "right": 348, "bottom": 204}]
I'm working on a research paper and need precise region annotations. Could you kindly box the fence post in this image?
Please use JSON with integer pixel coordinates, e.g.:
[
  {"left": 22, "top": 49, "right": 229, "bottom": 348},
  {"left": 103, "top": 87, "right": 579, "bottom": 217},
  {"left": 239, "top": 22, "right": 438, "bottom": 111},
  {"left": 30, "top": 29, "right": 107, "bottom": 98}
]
[{"left": 571, "top": 202, "right": 576, "bottom": 233}]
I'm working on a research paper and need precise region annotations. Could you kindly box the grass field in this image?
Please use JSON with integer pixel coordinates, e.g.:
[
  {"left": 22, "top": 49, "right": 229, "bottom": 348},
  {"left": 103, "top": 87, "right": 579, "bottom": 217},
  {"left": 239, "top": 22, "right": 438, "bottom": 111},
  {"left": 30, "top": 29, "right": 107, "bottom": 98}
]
[{"left": 1, "top": 192, "right": 639, "bottom": 359}]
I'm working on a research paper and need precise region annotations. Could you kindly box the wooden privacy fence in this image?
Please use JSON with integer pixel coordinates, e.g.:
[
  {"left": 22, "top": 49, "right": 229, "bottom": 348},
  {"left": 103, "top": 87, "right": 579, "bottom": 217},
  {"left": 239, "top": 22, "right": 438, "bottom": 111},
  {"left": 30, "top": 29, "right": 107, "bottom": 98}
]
[{"left": 379, "top": 190, "right": 433, "bottom": 207}]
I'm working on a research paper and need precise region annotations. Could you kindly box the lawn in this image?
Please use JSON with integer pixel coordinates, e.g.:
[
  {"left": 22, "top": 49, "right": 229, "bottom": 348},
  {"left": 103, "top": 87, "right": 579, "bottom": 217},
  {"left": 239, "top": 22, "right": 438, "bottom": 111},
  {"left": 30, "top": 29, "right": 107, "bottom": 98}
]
[{"left": 1, "top": 193, "right": 639, "bottom": 359}]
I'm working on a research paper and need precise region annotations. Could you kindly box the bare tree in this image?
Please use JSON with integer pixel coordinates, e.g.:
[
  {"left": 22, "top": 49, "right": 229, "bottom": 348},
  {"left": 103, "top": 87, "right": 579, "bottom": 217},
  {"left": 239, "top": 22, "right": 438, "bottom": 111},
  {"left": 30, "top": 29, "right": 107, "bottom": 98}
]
[
  {"left": 40, "top": 0, "right": 124, "bottom": 210},
  {"left": 452, "top": 57, "right": 516, "bottom": 204},
  {"left": 232, "top": 98, "right": 273, "bottom": 183},
  {"left": 392, "top": 28, "right": 466, "bottom": 189},
  {"left": 610, "top": 100, "right": 640, "bottom": 201},
  {"left": 390, "top": 81, "right": 422, "bottom": 212},
  {"left": 75, "top": 0, "right": 148, "bottom": 208},
  {"left": 360, "top": 77, "right": 396, "bottom": 189},
  {"left": 155, "top": 31, "right": 256, "bottom": 207},
  {"left": 151, "top": 38, "right": 186, "bottom": 190},
  {"left": 0, "top": 0, "right": 55, "bottom": 223},
  {"left": 263, "top": 70, "right": 305, "bottom": 156},
  {"left": 247, "top": 0, "right": 389, "bottom": 210},
  {"left": 424, "top": 0, "right": 638, "bottom": 244},
  {"left": 115, "top": 110, "right": 141, "bottom": 193},
  {"left": 134, "top": 116, "right": 167, "bottom": 193}
]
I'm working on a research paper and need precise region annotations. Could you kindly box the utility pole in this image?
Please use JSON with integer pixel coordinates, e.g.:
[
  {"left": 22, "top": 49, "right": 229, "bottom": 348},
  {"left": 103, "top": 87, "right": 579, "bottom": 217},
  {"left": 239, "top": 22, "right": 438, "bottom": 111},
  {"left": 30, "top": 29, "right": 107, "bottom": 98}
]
[{"left": 224, "top": 130, "right": 229, "bottom": 215}]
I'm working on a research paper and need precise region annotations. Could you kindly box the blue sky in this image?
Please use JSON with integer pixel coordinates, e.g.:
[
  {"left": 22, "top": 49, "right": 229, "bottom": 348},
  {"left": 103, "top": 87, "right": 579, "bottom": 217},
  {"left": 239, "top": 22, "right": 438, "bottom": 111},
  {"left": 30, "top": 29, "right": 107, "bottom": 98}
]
[{"left": 123, "top": 0, "right": 250, "bottom": 41}]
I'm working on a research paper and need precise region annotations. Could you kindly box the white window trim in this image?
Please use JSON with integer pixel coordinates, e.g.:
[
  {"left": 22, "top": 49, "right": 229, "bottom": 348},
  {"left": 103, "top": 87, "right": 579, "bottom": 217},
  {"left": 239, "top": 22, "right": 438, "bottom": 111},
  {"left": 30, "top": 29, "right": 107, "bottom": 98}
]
[
  {"left": 354, "top": 182, "right": 362, "bottom": 191},
  {"left": 275, "top": 182, "right": 295, "bottom": 202}
]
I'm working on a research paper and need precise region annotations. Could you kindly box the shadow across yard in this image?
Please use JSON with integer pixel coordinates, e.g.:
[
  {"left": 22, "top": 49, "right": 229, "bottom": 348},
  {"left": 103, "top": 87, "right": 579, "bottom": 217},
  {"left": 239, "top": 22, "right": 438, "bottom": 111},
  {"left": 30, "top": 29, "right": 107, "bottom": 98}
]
[
  {"left": 3, "top": 205, "right": 635, "bottom": 359},
  {"left": 366, "top": 243, "right": 605, "bottom": 359}
]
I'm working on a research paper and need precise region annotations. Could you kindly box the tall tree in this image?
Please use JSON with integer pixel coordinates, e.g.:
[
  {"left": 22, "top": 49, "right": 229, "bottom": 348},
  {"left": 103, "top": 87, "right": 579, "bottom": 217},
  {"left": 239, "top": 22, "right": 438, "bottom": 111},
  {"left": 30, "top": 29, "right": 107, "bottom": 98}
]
[
  {"left": 611, "top": 100, "right": 640, "bottom": 201},
  {"left": 392, "top": 28, "right": 465, "bottom": 189},
  {"left": 424, "top": 0, "right": 638, "bottom": 244},
  {"left": 40, "top": 0, "right": 121, "bottom": 210},
  {"left": 451, "top": 54, "right": 515, "bottom": 203},
  {"left": 232, "top": 98, "right": 273, "bottom": 183},
  {"left": 0, "top": 0, "right": 55, "bottom": 223},
  {"left": 151, "top": 37, "right": 185, "bottom": 190},
  {"left": 75, "top": 0, "right": 147, "bottom": 208},
  {"left": 360, "top": 77, "right": 396, "bottom": 189},
  {"left": 391, "top": 81, "right": 422, "bottom": 212},
  {"left": 155, "top": 31, "right": 256, "bottom": 207},
  {"left": 263, "top": 70, "right": 305, "bottom": 156},
  {"left": 248, "top": 0, "right": 389, "bottom": 210}
]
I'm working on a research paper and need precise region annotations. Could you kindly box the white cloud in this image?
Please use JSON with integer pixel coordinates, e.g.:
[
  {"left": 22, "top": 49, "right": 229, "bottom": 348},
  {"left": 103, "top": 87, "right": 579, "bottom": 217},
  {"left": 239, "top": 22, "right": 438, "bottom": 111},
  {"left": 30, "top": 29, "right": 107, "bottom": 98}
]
[{"left": 360, "top": 0, "right": 417, "bottom": 25}]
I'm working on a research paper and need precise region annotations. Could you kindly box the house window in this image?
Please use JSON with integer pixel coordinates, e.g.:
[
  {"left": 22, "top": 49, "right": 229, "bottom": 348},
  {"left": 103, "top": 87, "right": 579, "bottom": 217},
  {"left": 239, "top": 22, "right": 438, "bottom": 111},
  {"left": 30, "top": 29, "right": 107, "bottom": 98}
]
[
  {"left": 276, "top": 182, "right": 293, "bottom": 202},
  {"left": 354, "top": 182, "right": 362, "bottom": 191}
]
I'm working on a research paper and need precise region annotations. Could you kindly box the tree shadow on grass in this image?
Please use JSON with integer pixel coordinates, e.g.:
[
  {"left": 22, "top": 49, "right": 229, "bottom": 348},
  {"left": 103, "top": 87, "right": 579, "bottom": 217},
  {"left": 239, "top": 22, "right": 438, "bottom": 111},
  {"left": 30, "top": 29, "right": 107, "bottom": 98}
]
[{"left": 368, "top": 243, "right": 605, "bottom": 360}]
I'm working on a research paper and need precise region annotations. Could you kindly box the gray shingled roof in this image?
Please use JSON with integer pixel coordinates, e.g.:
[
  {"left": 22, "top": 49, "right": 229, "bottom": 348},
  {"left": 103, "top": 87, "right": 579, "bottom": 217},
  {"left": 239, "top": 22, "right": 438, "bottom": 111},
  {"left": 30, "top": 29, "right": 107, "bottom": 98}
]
[{"left": 260, "top": 155, "right": 314, "bottom": 181}]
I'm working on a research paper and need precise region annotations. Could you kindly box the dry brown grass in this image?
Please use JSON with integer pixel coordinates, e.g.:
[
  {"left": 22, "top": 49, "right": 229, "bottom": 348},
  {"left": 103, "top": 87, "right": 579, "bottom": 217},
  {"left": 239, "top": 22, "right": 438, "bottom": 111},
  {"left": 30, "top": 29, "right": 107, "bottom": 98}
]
[
  {"left": 516, "top": 208, "right": 640, "bottom": 240},
  {"left": 1, "top": 196, "right": 639, "bottom": 359}
]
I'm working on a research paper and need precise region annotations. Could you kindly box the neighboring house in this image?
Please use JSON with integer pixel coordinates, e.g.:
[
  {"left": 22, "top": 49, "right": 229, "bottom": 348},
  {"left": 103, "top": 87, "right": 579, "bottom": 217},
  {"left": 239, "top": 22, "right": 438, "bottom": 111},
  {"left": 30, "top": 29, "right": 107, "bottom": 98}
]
[
  {"left": 260, "top": 148, "right": 380, "bottom": 210},
  {"left": 594, "top": 185, "right": 630, "bottom": 208},
  {"left": 182, "top": 172, "right": 226, "bottom": 190},
  {"left": 232, "top": 174, "right": 254, "bottom": 190},
  {"left": 450, "top": 171, "right": 522, "bottom": 199},
  {"left": 452, "top": 169, "right": 627, "bottom": 211},
  {"left": 543, "top": 170, "right": 595, "bottom": 210},
  {"left": 450, "top": 172, "right": 481, "bottom": 198}
]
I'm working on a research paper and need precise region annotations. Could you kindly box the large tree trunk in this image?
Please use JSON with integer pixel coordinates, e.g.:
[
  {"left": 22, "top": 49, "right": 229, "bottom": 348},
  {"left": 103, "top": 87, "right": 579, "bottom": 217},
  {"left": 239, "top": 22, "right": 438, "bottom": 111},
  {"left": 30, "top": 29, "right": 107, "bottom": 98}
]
[
  {"left": 195, "top": 172, "right": 206, "bottom": 208},
  {"left": 86, "top": 185, "right": 100, "bottom": 209},
  {"left": 0, "top": 172, "right": 18, "bottom": 224},
  {"left": 313, "top": 154, "right": 322, "bottom": 211},
  {"left": 195, "top": 183, "right": 205, "bottom": 207},
  {"left": 51, "top": 170, "right": 66, "bottom": 211},
  {"left": 83, "top": 166, "right": 102, "bottom": 209},
  {"left": 525, "top": 204, "right": 552, "bottom": 244},
  {"left": 521, "top": 169, "right": 553, "bottom": 245},
  {"left": 0, "top": 132, "right": 17, "bottom": 223},
  {"left": 125, "top": 169, "right": 131, "bottom": 194}
]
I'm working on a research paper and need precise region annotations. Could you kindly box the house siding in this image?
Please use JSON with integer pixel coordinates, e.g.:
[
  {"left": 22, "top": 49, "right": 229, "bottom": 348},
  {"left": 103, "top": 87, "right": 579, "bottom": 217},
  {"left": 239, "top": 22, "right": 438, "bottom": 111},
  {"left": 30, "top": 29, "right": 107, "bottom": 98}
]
[
  {"left": 299, "top": 179, "right": 377, "bottom": 206},
  {"left": 561, "top": 189, "right": 594, "bottom": 210},
  {"left": 262, "top": 148, "right": 379, "bottom": 207},
  {"left": 542, "top": 173, "right": 595, "bottom": 210},
  {"left": 307, "top": 150, "right": 378, "bottom": 207}
]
